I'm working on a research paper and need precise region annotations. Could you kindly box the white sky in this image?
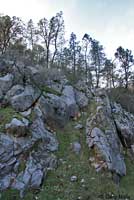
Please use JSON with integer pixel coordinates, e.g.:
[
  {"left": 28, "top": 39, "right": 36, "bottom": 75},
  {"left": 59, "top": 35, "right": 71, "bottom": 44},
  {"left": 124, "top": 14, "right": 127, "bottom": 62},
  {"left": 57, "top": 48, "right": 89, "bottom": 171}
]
[{"left": 1, "top": 0, "right": 134, "bottom": 59}]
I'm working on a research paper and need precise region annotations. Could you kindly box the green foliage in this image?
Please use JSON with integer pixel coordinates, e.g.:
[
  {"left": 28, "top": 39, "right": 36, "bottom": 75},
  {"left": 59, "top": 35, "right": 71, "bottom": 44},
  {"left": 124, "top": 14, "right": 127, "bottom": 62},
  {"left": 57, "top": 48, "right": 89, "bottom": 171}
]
[
  {"left": 115, "top": 46, "right": 134, "bottom": 88},
  {"left": 41, "top": 85, "right": 61, "bottom": 96},
  {"left": 0, "top": 107, "right": 23, "bottom": 132}
]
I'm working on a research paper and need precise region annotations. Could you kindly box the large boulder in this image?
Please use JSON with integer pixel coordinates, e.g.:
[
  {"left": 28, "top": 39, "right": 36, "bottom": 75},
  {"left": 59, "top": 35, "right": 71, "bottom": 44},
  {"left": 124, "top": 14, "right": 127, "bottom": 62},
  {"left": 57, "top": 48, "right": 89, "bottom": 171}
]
[
  {"left": 0, "top": 74, "right": 13, "bottom": 94},
  {"left": 75, "top": 89, "right": 89, "bottom": 109},
  {"left": 6, "top": 85, "right": 24, "bottom": 100},
  {"left": 61, "top": 85, "right": 78, "bottom": 117},
  {"left": 0, "top": 134, "right": 15, "bottom": 176},
  {"left": 86, "top": 90, "right": 126, "bottom": 177},
  {"left": 38, "top": 94, "right": 69, "bottom": 127},
  {"left": 10, "top": 85, "right": 41, "bottom": 111},
  {"left": 31, "top": 117, "right": 58, "bottom": 152}
]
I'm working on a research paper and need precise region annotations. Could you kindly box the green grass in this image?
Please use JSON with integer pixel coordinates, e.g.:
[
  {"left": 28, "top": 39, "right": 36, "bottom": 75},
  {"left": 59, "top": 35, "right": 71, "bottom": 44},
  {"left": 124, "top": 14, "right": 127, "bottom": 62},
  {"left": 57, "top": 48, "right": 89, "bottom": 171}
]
[
  {"left": 0, "top": 106, "right": 23, "bottom": 132},
  {"left": 1, "top": 104, "right": 134, "bottom": 200},
  {"left": 41, "top": 86, "right": 62, "bottom": 96}
]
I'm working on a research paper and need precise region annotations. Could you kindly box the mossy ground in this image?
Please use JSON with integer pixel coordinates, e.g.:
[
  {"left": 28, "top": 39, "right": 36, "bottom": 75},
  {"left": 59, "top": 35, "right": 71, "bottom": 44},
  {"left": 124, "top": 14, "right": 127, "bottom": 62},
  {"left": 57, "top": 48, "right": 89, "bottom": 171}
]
[{"left": 1, "top": 104, "right": 134, "bottom": 200}]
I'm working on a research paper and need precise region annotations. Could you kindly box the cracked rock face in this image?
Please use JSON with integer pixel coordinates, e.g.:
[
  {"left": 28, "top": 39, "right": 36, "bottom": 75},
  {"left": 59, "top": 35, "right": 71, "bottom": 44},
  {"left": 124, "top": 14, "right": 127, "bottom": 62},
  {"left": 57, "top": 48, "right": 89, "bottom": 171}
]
[
  {"left": 61, "top": 85, "right": 79, "bottom": 117},
  {"left": 10, "top": 85, "right": 41, "bottom": 112},
  {"left": 75, "top": 89, "right": 89, "bottom": 109},
  {"left": 112, "top": 103, "right": 134, "bottom": 148},
  {"left": 38, "top": 94, "right": 70, "bottom": 127},
  {"left": 86, "top": 90, "right": 126, "bottom": 177},
  {"left": 0, "top": 73, "right": 14, "bottom": 94},
  {"left": 0, "top": 116, "right": 58, "bottom": 197}
]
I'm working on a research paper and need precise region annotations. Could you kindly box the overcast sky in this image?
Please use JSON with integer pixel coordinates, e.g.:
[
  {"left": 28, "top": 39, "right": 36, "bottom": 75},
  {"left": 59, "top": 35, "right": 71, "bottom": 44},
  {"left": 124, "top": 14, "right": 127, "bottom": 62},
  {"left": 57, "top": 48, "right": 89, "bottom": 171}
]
[{"left": 1, "top": 0, "right": 134, "bottom": 58}]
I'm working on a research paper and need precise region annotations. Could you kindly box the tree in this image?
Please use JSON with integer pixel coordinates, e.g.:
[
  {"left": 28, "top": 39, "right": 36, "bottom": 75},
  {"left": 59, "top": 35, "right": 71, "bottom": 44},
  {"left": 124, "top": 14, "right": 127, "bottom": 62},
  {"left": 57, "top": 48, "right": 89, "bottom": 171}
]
[
  {"left": 38, "top": 12, "right": 65, "bottom": 68},
  {"left": 82, "top": 33, "right": 92, "bottom": 83},
  {"left": 115, "top": 46, "right": 134, "bottom": 89},
  {"left": 26, "top": 19, "right": 37, "bottom": 49},
  {"left": 0, "top": 15, "right": 23, "bottom": 54},
  {"left": 102, "top": 59, "right": 116, "bottom": 88},
  {"left": 51, "top": 11, "right": 65, "bottom": 65},
  {"left": 90, "top": 39, "right": 106, "bottom": 88},
  {"left": 69, "top": 32, "right": 81, "bottom": 78}
]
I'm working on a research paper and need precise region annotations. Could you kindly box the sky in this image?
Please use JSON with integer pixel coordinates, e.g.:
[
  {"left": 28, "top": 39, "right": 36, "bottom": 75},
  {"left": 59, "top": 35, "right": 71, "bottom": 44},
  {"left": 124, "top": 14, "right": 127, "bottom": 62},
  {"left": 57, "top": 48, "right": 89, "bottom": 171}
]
[{"left": 0, "top": 0, "right": 134, "bottom": 58}]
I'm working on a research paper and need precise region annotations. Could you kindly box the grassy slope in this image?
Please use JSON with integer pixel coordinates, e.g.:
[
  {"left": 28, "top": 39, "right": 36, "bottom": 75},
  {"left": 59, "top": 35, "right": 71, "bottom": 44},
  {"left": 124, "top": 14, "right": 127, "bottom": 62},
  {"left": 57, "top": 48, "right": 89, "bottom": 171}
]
[{"left": 1, "top": 103, "right": 134, "bottom": 200}]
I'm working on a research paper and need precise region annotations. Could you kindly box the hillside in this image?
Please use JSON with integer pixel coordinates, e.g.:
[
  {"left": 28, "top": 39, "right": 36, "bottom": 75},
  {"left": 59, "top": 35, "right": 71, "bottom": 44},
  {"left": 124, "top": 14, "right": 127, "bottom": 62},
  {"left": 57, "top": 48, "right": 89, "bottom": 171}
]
[{"left": 0, "top": 65, "right": 134, "bottom": 200}]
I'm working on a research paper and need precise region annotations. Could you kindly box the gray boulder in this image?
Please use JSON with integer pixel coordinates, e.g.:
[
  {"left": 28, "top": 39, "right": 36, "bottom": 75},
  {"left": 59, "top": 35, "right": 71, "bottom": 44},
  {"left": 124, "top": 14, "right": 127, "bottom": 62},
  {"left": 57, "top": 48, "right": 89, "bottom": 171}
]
[
  {"left": 6, "top": 85, "right": 24, "bottom": 100},
  {"left": 0, "top": 73, "right": 13, "bottom": 94},
  {"left": 74, "top": 123, "right": 83, "bottom": 130},
  {"left": 0, "top": 134, "right": 14, "bottom": 176},
  {"left": 72, "top": 141, "right": 81, "bottom": 154},
  {"left": 39, "top": 94, "right": 69, "bottom": 127},
  {"left": 31, "top": 117, "right": 58, "bottom": 152},
  {"left": 61, "top": 85, "right": 78, "bottom": 117},
  {"left": 30, "top": 170, "right": 43, "bottom": 188},
  {"left": 0, "top": 174, "right": 11, "bottom": 190},
  {"left": 75, "top": 90, "right": 89, "bottom": 108},
  {"left": 10, "top": 85, "right": 41, "bottom": 111}
]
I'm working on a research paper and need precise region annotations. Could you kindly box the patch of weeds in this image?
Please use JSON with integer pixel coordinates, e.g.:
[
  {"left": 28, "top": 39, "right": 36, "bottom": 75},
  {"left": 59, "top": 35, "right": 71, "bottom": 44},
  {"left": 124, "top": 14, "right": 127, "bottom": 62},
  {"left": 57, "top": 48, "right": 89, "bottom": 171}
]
[
  {"left": 0, "top": 106, "right": 23, "bottom": 132},
  {"left": 41, "top": 86, "right": 61, "bottom": 96},
  {"left": 17, "top": 160, "right": 26, "bottom": 174}
]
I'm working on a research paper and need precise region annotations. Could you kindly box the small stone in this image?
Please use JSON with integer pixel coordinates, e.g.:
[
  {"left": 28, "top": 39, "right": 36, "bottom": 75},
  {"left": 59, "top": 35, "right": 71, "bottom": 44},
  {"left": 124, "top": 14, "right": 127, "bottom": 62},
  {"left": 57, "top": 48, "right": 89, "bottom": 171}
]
[
  {"left": 74, "top": 123, "right": 83, "bottom": 130},
  {"left": 70, "top": 175, "right": 77, "bottom": 182},
  {"left": 91, "top": 177, "right": 95, "bottom": 180},
  {"left": 72, "top": 142, "right": 81, "bottom": 154},
  {"left": 80, "top": 178, "right": 85, "bottom": 183},
  {"left": 82, "top": 184, "right": 86, "bottom": 188},
  {"left": 89, "top": 157, "right": 95, "bottom": 162}
]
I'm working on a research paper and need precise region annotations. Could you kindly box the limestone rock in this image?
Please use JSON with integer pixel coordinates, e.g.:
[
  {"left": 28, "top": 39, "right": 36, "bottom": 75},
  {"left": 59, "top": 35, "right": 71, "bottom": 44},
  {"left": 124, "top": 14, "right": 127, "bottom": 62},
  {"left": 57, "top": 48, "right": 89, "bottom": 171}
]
[
  {"left": 61, "top": 85, "right": 78, "bottom": 117},
  {"left": 70, "top": 175, "right": 77, "bottom": 182},
  {"left": 72, "top": 141, "right": 81, "bottom": 154},
  {"left": 75, "top": 90, "right": 89, "bottom": 108},
  {"left": 0, "top": 73, "right": 13, "bottom": 94},
  {"left": 39, "top": 94, "right": 69, "bottom": 127},
  {"left": 112, "top": 103, "right": 134, "bottom": 147},
  {"left": 86, "top": 91, "right": 126, "bottom": 177},
  {"left": 10, "top": 85, "right": 41, "bottom": 111}
]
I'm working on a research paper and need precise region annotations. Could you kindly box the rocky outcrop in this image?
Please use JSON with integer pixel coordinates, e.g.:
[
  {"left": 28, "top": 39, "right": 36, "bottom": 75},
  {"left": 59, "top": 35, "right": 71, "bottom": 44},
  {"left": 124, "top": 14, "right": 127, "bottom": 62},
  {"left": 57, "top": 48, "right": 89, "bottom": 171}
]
[
  {"left": 86, "top": 90, "right": 126, "bottom": 179},
  {"left": 10, "top": 85, "right": 41, "bottom": 112},
  {"left": 0, "top": 73, "right": 13, "bottom": 95},
  {"left": 61, "top": 85, "right": 79, "bottom": 117},
  {"left": 75, "top": 90, "right": 89, "bottom": 109},
  {"left": 0, "top": 115, "right": 58, "bottom": 197},
  {"left": 74, "top": 80, "right": 93, "bottom": 99},
  {"left": 112, "top": 103, "right": 134, "bottom": 148},
  {"left": 38, "top": 94, "right": 69, "bottom": 127},
  {"left": 6, "top": 85, "right": 24, "bottom": 100}
]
